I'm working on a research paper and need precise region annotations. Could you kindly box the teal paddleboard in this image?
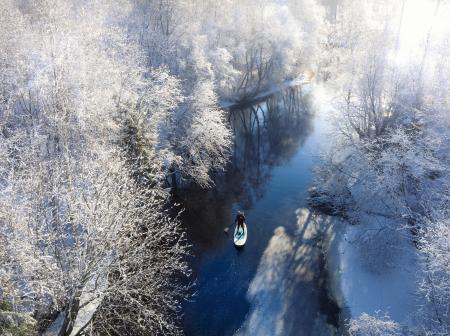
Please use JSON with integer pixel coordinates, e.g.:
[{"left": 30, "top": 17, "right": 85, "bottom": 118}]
[{"left": 234, "top": 223, "right": 247, "bottom": 246}]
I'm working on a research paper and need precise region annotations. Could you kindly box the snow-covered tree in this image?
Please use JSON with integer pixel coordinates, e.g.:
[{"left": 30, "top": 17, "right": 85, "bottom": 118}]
[
  {"left": 348, "top": 313, "right": 401, "bottom": 336},
  {"left": 0, "top": 1, "right": 191, "bottom": 335},
  {"left": 418, "top": 216, "right": 450, "bottom": 335},
  {"left": 128, "top": 0, "right": 324, "bottom": 98},
  {"left": 312, "top": 2, "right": 450, "bottom": 335},
  {"left": 168, "top": 80, "right": 232, "bottom": 188}
]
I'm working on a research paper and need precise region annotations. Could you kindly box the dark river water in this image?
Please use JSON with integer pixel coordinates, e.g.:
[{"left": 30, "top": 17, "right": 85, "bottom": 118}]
[{"left": 179, "top": 85, "right": 338, "bottom": 336}]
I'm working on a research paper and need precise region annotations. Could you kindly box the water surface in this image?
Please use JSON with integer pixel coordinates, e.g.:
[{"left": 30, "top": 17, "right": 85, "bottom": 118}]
[{"left": 180, "top": 85, "right": 337, "bottom": 336}]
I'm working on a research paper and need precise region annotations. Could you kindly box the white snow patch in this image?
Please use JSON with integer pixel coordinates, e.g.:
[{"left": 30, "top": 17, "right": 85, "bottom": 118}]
[{"left": 328, "top": 215, "right": 423, "bottom": 328}]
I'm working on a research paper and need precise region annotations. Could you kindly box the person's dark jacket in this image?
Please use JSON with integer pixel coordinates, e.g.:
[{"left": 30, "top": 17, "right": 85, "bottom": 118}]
[{"left": 235, "top": 214, "right": 245, "bottom": 225}]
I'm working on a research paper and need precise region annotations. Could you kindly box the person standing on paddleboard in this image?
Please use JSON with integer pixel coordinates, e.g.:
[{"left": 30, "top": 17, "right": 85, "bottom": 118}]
[{"left": 235, "top": 211, "right": 246, "bottom": 232}]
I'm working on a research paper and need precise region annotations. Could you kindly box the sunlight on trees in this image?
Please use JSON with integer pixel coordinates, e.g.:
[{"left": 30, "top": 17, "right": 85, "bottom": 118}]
[
  {"left": 312, "top": 1, "right": 450, "bottom": 335},
  {"left": 0, "top": 0, "right": 449, "bottom": 335}
]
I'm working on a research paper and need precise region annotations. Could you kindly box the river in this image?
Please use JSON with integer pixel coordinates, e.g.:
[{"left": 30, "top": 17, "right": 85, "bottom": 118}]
[{"left": 179, "top": 84, "right": 339, "bottom": 336}]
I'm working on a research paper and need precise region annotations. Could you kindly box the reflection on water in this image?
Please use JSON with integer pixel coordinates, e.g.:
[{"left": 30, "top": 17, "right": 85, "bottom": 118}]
[
  {"left": 179, "top": 85, "right": 331, "bottom": 336},
  {"left": 230, "top": 87, "right": 312, "bottom": 209},
  {"left": 179, "top": 86, "right": 313, "bottom": 249}
]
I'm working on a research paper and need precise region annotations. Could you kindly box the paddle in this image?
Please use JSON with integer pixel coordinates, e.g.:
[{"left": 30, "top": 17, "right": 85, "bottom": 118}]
[{"left": 223, "top": 223, "right": 235, "bottom": 234}]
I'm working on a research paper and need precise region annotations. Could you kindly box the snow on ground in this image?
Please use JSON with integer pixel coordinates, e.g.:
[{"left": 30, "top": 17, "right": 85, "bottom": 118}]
[
  {"left": 42, "top": 274, "right": 106, "bottom": 336},
  {"left": 327, "top": 214, "right": 423, "bottom": 329},
  {"left": 69, "top": 295, "right": 102, "bottom": 336}
]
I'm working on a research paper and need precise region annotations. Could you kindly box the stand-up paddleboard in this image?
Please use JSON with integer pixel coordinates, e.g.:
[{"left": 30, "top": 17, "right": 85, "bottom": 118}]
[{"left": 234, "top": 223, "right": 247, "bottom": 247}]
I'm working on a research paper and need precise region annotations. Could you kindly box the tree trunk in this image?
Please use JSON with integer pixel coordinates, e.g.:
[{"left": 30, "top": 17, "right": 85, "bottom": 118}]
[{"left": 58, "top": 287, "right": 83, "bottom": 336}]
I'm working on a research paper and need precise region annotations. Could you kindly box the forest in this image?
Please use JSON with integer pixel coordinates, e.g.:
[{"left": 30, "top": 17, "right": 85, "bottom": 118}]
[{"left": 0, "top": 0, "right": 448, "bottom": 335}]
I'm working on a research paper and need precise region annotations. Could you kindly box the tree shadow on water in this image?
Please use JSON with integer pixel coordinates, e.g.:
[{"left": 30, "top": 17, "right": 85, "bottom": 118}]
[
  {"left": 178, "top": 86, "right": 314, "bottom": 251},
  {"left": 236, "top": 209, "right": 340, "bottom": 336}
]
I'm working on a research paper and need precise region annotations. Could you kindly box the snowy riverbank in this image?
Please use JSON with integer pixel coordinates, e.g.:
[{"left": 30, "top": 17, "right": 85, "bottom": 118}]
[
  {"left": 325, "top": 214, "right": 424, "bottom": 333},
  {"left": 232, "top": 208, "right": 425, "bottom": 335},
  {"left": 220, "top": 74, "right": 310, "bottom": 110}
]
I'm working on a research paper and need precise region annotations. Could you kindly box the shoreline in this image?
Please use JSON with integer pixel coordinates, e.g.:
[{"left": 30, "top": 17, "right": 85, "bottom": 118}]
[
  {"left": 322, "top": 214, "right": 350, "bottom": 335},
  {"left": 322, "top": 212, "right": 424, "bottom": 333},
  {"left": 219, "top": 75, "right": 309, "bottom": 110}
]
